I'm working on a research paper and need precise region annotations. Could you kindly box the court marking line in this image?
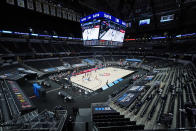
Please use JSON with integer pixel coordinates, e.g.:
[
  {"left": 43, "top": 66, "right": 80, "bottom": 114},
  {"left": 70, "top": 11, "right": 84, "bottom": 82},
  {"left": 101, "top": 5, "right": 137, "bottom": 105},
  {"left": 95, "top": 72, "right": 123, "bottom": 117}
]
[{"left": 46, "top": 87, "right": 62, "bottom": 94}]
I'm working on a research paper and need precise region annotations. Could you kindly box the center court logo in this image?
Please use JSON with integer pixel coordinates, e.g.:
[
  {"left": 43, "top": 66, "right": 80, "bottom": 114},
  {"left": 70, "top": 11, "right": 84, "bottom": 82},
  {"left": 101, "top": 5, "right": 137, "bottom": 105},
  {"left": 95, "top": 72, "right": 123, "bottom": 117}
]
[{"left": 99, "top": 73, "right": 110, "bottom": 76}]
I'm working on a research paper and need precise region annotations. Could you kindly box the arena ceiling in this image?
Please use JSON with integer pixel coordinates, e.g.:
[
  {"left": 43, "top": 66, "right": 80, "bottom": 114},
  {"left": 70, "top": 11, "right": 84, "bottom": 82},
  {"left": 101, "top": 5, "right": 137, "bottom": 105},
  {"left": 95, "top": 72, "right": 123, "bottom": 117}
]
[
  {"left": 78, "top": 0, "right": 178, "bottom": 19},
  {"left": 49, "top": 0, "right": 196, "bottom": 23}
]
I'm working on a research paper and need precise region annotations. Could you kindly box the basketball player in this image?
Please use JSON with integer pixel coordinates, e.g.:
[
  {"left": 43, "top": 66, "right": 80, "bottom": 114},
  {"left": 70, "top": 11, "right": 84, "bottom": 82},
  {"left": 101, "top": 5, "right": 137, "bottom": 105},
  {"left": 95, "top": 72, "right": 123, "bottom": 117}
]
[
  {"left": 106, "top": 80, "right": 109, "bottom": 87},
  {"left": 76, "top": 67, "right": 79, "bottom": 73},
  {"left": 89, "top": 72, "right": 92, "bottom": 81},
  {"left": 73, "top": 69, "right": 76, "bottom": 75},
  {"left": 87, "top": 72, "right": 89, "bottom": 77},
  {"left": 88, "top": 76, "right": 90, "bottom": 81}
]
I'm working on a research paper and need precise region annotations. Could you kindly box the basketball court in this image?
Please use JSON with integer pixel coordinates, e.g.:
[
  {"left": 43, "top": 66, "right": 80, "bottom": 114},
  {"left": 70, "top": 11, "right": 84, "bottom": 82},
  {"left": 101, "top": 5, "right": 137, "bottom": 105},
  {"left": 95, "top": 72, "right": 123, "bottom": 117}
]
[{"left": 70, "top": 67, "right": 134, "bottom": 91}]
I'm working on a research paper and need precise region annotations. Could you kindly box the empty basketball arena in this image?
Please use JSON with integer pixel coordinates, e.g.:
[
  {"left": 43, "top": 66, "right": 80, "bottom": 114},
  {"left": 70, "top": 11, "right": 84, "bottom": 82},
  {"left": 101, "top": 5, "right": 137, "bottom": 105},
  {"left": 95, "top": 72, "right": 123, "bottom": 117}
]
[{"left": 0, "top": 0, "right": 196, "bottom": 131}]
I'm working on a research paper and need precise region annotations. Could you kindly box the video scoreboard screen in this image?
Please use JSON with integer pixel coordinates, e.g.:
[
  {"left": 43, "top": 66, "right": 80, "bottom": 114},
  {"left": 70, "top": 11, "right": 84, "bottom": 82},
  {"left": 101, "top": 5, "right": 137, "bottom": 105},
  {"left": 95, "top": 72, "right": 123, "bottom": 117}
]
[
  {"left": 81, "top": 20, "right": 100, "bottom": 40},
  {"left": 160, "top": 14, "right": 174, "bottom": 22},
  {"left": 80, "top": 12, "right": 126, "bottom": 47},
  {"left": 99, "top": 20, "right": 126, "bottom": 42},
  {"left": 139, "top": 19, "right": 150, "bottom": 26}
]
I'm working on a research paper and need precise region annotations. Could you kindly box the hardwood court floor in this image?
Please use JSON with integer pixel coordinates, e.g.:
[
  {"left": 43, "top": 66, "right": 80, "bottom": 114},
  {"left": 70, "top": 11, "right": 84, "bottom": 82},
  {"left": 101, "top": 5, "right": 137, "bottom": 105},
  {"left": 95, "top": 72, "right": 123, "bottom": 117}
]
[{"left": 71, "top": 67, "right": 134, "bottom": 91}]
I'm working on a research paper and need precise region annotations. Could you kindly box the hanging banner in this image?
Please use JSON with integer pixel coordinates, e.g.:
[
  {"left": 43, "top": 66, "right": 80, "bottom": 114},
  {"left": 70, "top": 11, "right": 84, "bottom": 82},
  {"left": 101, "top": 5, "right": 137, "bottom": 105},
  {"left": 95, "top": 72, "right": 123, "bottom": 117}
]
[
  {"left": 35, "top": 0, "right": 42, "bottom": 13},
  {"left": 77, "top": 16, "right": 81, "bottom": 22},
  {"left": 67, "top": 13, "right": 70, "bottom": 20},
  {"left": 72, "top": 14, "right": 76, "bottom": 21},
  {"left": 6, "top": 0, "right": 15, "bottom": 5},
  {"left": 68, "top": 13, "right": 72, "bottom": 20},
  {"left": 27, "top": 0, "right": 34, "bottom": 10},
  {"left": 56, "top": 8, "right": 62, "bottom": 18},
  {"left": 62, "top": 9, "right": 67, "bottom": 19},
  {"left": 50, "top": 5, "right": 56, "bottom": 16},
  {"left": 70, "top": 14, "right": 73, "bottom": 21},
  {"left": 43, "top": 2, "right": 49, "bottom": 15},
  {"left": 17, "top": 0, "right": 25, "bottom": 8}
]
